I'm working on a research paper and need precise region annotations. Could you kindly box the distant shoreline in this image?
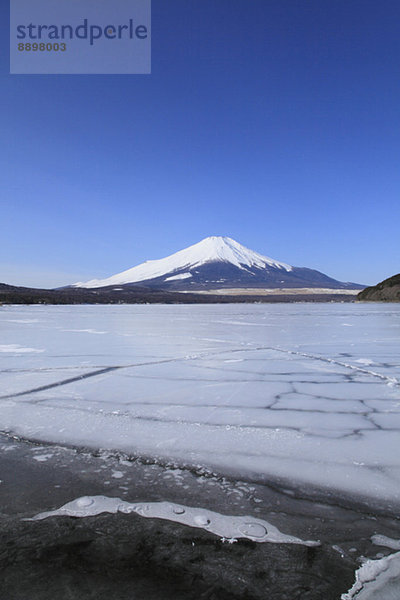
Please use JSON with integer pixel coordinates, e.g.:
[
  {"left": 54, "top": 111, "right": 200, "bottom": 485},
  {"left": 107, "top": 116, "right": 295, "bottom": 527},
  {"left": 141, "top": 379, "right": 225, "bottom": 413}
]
[{"left": 0, "top": 283, "right": 360, "bottom": 305}]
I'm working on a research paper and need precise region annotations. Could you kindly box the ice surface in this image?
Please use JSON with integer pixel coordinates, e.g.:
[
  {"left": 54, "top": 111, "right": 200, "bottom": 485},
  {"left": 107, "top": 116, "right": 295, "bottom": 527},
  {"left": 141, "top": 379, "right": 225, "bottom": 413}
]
[
  {"left": 1, "top": 303, "right": 400, "bottom": 504},
  {"left": 28, "top": 495, "right": 319, "bottom": 546}
]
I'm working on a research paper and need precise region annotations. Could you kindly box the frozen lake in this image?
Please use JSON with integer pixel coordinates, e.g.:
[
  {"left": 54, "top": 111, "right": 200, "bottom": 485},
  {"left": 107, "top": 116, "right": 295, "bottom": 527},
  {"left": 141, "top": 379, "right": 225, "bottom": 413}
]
[{"left": 1, "top": 303, "right": 400, "bottom": 507}]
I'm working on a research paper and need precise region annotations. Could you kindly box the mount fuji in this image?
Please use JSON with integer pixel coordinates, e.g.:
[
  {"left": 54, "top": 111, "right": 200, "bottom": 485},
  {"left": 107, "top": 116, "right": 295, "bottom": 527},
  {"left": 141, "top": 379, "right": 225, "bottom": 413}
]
[{"left": 73, "top": 237, "right": 362, "bottom": 292}]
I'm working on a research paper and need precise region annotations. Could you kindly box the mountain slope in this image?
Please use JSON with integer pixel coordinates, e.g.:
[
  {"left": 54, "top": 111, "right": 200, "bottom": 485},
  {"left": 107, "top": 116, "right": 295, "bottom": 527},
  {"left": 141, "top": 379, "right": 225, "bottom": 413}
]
[
  {"left": 357, "top": 273, "right": 400, "bottom": 302},
  {"left": 73, "top": 236, "right": 362, "bottom": 291},
  {"left": 74, "top": 237, "right": 291, "bottom": 288}
]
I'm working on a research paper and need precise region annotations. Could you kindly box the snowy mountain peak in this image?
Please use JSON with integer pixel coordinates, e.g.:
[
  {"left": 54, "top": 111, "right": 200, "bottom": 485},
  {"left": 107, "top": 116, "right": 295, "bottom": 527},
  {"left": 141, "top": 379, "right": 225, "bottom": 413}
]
[
  {"left": 73, "top": 236, "right": 293, "bottom": 289},
  {"left": 181, "top": 236, "right": 292, "bottom": 271}
]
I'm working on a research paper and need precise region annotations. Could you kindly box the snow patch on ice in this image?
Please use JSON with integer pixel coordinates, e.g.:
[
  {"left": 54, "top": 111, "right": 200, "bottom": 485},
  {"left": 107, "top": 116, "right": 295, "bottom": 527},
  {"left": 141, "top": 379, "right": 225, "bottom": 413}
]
[
  {"left": 27, "top": 495, "right": 319, "bottom": 546},
  {"left": 63, "top": 329, "right": 107, "bottom": 335},
  {"left": 0, "top": 344, "right": 44, "bottom": 354},
  {"left": 5, "top": 319, "right": 40, "bottom": 324},
  {"left": 32, "top": 453, "right": 54, "bottom": 462},
  {"left": 355, "top": 358, "right": 375, "bottom": 366},
  {"left": 223, "top": 359, "right": 244, "bottom": 363}
]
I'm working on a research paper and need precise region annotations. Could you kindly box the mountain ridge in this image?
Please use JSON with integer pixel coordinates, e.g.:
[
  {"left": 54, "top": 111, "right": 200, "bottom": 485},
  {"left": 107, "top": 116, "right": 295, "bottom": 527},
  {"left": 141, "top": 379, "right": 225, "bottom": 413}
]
[{"left": 73, "top": 236, "right": 363, "bottom": 291}]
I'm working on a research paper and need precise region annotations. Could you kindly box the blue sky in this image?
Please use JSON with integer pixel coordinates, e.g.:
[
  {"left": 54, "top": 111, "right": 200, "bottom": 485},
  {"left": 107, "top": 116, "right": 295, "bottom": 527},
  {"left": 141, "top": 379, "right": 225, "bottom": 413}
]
[{"left": 1, "top": 0, "right": 400, "bottom": 287}]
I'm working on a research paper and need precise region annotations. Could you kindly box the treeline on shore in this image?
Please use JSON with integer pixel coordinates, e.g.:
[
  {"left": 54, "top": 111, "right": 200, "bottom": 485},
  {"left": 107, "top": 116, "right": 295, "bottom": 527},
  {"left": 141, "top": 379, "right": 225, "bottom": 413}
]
[{"left": 0, "top": 283, "right": 356, "bottom": 305}]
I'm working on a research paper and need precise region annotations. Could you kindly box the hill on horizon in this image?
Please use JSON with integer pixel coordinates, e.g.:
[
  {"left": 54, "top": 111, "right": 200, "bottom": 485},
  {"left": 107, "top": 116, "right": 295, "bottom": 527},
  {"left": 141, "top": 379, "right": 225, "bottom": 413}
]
[
  {"left": 357, "top": 273, "right": 400, "bottom": 302},
  {"left": 72, "top": 236, "right": 363, "bottom": 292}
]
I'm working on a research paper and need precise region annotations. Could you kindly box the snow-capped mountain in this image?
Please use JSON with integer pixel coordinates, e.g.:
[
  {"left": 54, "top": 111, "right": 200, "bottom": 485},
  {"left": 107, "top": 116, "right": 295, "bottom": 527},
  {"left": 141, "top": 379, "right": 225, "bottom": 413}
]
[{"left": 73, "top": 236, "right": 362, "bottom": 290}]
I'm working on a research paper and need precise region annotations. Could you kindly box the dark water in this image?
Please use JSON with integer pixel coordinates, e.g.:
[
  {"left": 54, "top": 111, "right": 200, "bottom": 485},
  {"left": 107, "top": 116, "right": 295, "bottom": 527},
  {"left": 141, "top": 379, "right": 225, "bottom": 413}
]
[{"left": 1, "top": 434, "right": 399, "bottom": 600}]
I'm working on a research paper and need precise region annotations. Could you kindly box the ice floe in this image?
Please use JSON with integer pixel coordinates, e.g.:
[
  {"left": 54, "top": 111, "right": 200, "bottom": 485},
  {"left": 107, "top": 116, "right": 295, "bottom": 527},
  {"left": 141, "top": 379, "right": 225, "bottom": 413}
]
[
  {"left": 27, "top": 495, "right": 319, "bottom": 546},
  {"left": 342, "top": 551, "right": 400, "bottom": 599}
]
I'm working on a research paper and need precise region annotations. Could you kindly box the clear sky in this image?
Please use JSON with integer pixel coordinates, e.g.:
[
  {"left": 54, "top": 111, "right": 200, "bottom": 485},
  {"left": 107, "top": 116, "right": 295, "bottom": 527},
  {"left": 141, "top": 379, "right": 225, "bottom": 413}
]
[{"left": 1, "top": 0, "right": 400, "bottom": 287}]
